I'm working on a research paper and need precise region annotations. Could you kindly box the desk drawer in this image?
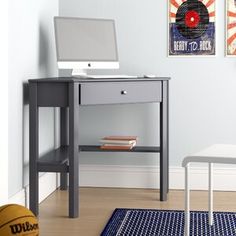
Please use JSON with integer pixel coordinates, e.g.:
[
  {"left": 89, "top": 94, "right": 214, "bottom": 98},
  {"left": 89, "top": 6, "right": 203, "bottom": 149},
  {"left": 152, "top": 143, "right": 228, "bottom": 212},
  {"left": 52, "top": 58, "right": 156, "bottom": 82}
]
[{"left": 80, "top": 81, "right": 162, "bottom": 105}]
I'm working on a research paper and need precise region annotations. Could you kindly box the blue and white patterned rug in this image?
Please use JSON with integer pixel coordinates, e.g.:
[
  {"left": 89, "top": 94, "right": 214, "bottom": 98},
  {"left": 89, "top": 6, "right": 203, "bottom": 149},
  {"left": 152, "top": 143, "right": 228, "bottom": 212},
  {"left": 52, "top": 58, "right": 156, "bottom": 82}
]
[{"left": 101, "top": 209, "right": 236, "bottom": 236}]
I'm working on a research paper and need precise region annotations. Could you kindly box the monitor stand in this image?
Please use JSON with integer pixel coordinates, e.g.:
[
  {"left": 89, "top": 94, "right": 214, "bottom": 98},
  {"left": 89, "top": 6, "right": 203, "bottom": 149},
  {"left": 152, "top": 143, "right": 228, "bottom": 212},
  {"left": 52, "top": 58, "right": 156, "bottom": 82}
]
[{"left": 72, "top": 69, "right": 88, "bottom": 78}]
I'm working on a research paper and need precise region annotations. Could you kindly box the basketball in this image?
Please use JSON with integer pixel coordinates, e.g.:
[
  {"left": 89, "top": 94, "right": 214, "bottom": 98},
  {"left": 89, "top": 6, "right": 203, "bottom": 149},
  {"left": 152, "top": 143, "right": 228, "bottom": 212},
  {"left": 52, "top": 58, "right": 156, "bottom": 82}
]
[{"left": 0, "top": 204, "right": 39, "bottom": 236}]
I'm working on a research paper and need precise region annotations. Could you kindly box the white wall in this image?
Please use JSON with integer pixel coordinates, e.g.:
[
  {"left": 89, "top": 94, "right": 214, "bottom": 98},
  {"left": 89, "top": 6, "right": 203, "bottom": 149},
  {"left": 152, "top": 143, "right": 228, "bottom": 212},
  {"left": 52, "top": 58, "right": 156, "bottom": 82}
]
[
  {"left": 0, "top": 0, "right": 8, "bottom": 205},
  {"left": 59, "top": 0, "right": 236, "bottom": 168},
  {"left": 8, "top": 0, "right": 58, "bottom": 197}
]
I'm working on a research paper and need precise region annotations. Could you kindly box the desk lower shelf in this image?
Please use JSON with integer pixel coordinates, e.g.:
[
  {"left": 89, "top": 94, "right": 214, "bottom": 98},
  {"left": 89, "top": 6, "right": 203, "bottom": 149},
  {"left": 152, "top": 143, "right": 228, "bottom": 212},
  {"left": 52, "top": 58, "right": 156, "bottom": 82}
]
[{"left": 37, "top": 145, "right": 160, "bottom": 173}]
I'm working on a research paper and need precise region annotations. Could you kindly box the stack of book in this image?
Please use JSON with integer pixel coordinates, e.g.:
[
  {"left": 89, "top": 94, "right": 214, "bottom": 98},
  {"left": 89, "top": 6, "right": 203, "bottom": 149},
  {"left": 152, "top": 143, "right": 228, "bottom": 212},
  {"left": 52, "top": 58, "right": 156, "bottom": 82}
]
[{"left": 100, "top": 136, "right": 137, "bottom": 150}]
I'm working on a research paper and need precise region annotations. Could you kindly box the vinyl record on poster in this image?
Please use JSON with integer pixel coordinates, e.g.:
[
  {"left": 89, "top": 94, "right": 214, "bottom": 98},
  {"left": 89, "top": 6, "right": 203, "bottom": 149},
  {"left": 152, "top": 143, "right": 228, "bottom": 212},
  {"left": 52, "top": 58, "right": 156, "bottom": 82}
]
[{"left": 176, "top": 0, "right": 209, "bottom": 39}]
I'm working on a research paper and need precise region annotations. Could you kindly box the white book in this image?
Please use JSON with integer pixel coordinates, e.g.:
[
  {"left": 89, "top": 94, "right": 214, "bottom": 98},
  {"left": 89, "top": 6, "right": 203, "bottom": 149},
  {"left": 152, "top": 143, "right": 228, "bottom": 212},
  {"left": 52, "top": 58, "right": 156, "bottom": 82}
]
[{"left": 99, "top": 139, "right": 136, "bottom": 145}]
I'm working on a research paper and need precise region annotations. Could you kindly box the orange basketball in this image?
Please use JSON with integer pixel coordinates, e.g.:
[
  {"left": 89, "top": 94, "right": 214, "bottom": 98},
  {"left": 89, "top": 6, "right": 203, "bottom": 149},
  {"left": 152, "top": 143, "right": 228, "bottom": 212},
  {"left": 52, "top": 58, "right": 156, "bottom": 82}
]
[{"left": 0, "top": 204, "right": 39, "bottom": 236}]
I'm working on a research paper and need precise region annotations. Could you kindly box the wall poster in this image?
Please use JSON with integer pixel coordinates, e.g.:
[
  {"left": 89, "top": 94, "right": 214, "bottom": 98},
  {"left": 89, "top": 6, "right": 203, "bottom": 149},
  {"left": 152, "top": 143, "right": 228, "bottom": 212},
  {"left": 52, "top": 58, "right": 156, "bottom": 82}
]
[
  {"left": 169, "top": 0, "right": 216, "bottom": 56},
  {"left": 226, "top": 0, "right": 236, "bottom": 56}
]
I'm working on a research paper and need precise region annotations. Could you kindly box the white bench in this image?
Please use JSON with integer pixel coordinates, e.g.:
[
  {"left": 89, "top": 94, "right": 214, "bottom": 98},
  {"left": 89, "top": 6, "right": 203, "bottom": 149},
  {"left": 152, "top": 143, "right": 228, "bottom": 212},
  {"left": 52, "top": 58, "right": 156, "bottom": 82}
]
[{"left": 182, "top": 144, "right": 236, "bottom": 236}]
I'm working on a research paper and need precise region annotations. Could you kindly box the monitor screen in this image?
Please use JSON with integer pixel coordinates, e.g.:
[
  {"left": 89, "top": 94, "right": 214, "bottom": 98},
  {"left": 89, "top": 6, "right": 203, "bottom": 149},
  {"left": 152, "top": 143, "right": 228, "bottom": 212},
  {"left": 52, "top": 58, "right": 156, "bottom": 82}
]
[{"left": 54, "top": 17, "right": 119, "bottom": 72}]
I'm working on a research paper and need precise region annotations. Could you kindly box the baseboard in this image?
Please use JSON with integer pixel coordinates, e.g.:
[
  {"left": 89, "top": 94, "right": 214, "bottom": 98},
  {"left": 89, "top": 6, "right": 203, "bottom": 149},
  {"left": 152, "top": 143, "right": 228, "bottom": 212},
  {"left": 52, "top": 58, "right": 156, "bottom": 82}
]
[
  {"left": 8, "top": 173, "right": 58, "bottom": 207},
  {"left": 8, "top": 189, "right": 26, "bottom": 206},
  {"left": 80, "top": 164, "right": 236, "bottom": 191},
  {"left": 8, "top": 165, "right": 236, "bottom": 206}
]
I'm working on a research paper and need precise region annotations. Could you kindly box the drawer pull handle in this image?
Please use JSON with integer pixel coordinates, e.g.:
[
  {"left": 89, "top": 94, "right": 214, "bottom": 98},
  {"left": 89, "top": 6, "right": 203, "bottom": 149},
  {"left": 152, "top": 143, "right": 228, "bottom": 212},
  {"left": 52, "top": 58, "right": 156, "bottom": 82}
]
[{"left": 121, "top": 90, "right": 127, "bottom": 95}]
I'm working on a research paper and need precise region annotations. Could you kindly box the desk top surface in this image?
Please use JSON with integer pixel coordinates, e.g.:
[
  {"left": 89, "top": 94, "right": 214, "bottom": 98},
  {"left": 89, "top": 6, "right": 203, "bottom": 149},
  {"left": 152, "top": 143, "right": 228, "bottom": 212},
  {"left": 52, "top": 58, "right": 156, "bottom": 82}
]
[{"left": 29, "top": 76, "right": 170, "bottom": 83}]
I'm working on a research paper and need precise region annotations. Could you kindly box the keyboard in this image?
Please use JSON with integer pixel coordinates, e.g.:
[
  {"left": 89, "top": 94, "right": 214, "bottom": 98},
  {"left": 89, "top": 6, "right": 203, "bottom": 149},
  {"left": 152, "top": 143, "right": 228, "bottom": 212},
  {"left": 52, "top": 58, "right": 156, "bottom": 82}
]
[{"left": 87, "top": 75, "right": 138, "bottom": 79}]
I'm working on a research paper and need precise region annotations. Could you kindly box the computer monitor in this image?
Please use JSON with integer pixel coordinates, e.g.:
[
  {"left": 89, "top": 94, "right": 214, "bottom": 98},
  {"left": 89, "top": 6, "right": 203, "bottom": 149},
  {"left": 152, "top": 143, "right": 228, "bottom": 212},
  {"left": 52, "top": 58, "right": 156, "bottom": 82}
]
[{"left": 54, "top": 16, "right": 119, "bottom": 76}]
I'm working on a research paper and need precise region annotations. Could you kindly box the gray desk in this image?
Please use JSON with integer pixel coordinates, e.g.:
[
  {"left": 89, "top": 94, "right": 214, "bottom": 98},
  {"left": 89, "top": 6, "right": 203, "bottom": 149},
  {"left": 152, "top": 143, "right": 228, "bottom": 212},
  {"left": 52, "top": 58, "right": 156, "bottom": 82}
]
[{"left": 29, "top": 77, "right": 170, "bottom": 218}]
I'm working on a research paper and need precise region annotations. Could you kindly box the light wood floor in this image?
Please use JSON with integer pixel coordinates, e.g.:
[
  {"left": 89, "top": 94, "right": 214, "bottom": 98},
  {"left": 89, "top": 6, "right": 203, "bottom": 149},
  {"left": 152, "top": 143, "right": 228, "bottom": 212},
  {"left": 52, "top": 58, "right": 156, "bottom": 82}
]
[{"left": 38, "top": 188, "right": 236, "bottom": 236}]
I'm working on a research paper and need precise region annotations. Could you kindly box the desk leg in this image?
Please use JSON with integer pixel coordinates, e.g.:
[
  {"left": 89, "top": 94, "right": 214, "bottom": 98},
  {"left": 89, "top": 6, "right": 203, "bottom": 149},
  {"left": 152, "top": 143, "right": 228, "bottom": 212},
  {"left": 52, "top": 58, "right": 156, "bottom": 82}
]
[
  {"left": 29, "top": 83, "right": 39, "bottom": 216},
  {"left": 60, "top": 107, "right": 68, "bottom": 190},
  {"left": 69, "top": 83, "right": 79, "bottom": 218},
  {"left": 60, "top": 172, "right": 68, "bottom": 190},
  {"left": 160, "top": 80, "right": 169, "bottom": 201}
]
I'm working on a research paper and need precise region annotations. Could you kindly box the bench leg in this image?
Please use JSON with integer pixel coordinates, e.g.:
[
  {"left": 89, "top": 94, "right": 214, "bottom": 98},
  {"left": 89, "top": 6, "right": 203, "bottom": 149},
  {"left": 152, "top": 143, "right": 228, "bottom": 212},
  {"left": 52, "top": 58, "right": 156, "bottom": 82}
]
[
  {"left": 185, "top": 164, "right": 190, "bottom": 236},
  {"left": 209, "top": 163, "right": 213, "bottom": 225}
]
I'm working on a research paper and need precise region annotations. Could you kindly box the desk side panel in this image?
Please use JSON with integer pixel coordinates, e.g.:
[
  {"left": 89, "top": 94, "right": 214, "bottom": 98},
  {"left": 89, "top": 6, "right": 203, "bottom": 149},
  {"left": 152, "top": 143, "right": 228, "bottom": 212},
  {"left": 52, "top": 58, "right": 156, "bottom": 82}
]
[{"left": 36, "top": 82, "right": 68, "bottom": 107}]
